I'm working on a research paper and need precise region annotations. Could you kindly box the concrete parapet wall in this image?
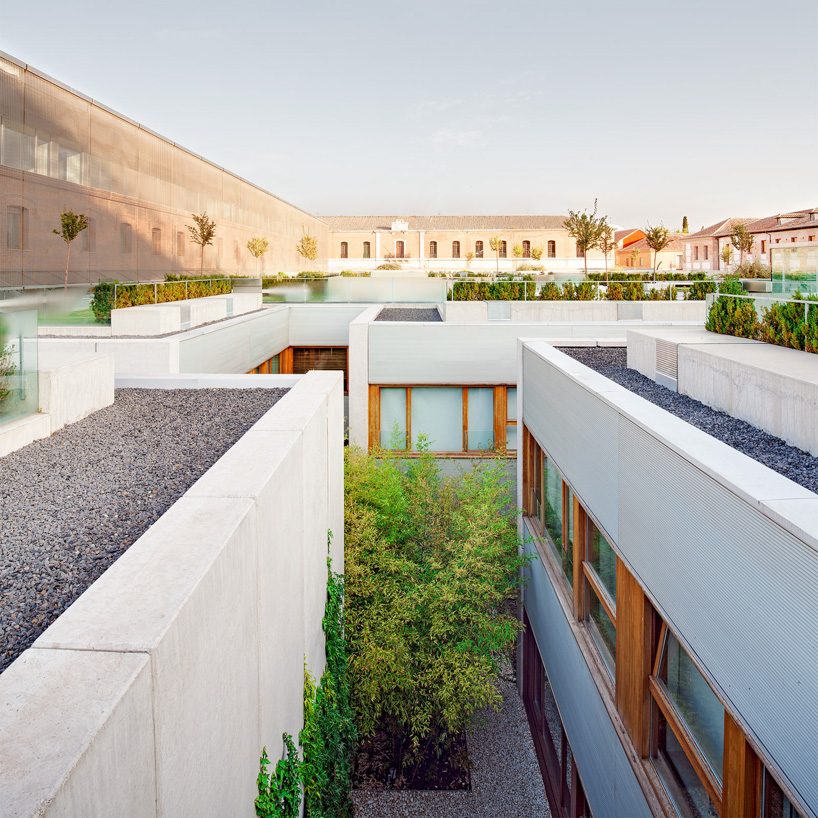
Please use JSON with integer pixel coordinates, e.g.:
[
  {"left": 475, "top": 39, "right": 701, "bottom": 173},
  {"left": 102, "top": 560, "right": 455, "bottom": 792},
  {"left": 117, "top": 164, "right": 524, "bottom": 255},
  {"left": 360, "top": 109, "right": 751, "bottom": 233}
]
[
  {"left": 38, "top": 350, "right": 115, "bottom": 432},
  {"left": 0, "top": 371, "right": 343, "bottom": 817}
]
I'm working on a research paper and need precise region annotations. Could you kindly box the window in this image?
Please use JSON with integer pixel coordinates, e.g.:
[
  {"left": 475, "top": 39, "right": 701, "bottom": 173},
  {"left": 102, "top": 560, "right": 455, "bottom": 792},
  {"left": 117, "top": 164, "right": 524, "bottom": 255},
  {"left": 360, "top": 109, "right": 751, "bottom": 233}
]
[
  {"left": 340, "top": 241, "right": 348, "bottom": 259},
  {"left": 363, "top": 241, "right": 371, "bottom": 259},
  {"left": 584, "top": 522, "right": 616, "bottom": 678},
  {"left": 576, "top": 244, "right": 585, "bottom": 258},
  {"left": 376, "top": 386, "right": 515, "bottom": 453},
  {"left": 703, "top": 246, "right": 708, "bottom": 260},
  {"left": 120, "top": 224, "right": 133, "bottom": 254},
  {"left": 177, "top": 232, "right": 185, "bottom": 257},
  {"left": 650, "top": 626, "right": 725, "bottom": 817},
  {"left": 152, "top": 228, "right": 161, "bottom": 255},
  {"left": 395, "top": 240, "right": 405, "bottom": 258},
  {"left": 694, "top": 246, "right": 699, "bottom": 261},
  {"left": 500, "top": 240, "right": 507, "bottom": 258},
  {"left": 775, "top": 239, "right": 780, "bottom": 244},
  {"left": 6, "top": 205, "right": 27, "bottom": 249},
  {"left": 547, "top": 240, "right": 556, "bottom": 258},
  {"left": 762, "top": 767, "right": 806, "bottom": 818},
  {"left": 452, "top": 240, "right": 460, "bottom": 258},
  {"left": 290, "top": 347, "right": 348, "bottom": 393},
  {"left": 475, "top": 240, "right": 484, "bottom": 258},
  {"left": 761, "top": 240, "right": 767, "bottom": 253},
  {"left": 246, "top": 353, "right": 280, "bottom": 375},
  {"left": 82, "top": 217, "right": 95, "bottom": 252},
  {"left": 791, "top": 237, "right": 797, "bottom": 243},
  {"left": 57, "top": 140, "right": 82, "bottom": 184},
  {"left": 428, "top": 240, "right": 437, "bottom": 258},
  {"left": 522, "top": 240, "right": 531, "bottom": 258},
  {"left": 809, "top": 236, "right": 815, "bottom": 242}
]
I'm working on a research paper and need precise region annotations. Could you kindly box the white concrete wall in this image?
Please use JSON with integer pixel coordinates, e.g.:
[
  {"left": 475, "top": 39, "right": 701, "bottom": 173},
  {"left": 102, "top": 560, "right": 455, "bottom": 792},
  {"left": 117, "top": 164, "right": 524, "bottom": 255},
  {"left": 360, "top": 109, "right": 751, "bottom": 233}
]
[
  {"left": 348, "top": 305, "right": 381, "bottom": 447},
  {"left": 38, "top": 350, "right": 115, "bottom": 432},
  {"left": 0, "top": 371, "right": 343, "bottom": 818},
  {"left": 0, "top": 413, "right": 51, "bottom": 457}
]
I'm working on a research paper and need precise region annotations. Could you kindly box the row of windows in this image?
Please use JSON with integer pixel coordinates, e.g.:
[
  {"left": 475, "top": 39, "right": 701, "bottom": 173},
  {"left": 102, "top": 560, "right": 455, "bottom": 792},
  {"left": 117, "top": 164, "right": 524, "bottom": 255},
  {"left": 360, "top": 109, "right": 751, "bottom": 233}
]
[
  {"left": 371, "top": 385, "right": 516, "bottom": 453},
  {"left": 523, "top": 431, "right": 805, "bottom": 818},
  {"left": 338, "top": 240, "right": 560, "bottom": 259}
]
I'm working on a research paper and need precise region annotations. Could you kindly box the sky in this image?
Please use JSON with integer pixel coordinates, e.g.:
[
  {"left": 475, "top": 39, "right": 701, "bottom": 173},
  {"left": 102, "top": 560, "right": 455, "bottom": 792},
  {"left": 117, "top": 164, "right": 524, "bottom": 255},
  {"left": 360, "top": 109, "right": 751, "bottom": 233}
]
[{"left": 1, "top": 0, "right": 816, "bottom": 229}]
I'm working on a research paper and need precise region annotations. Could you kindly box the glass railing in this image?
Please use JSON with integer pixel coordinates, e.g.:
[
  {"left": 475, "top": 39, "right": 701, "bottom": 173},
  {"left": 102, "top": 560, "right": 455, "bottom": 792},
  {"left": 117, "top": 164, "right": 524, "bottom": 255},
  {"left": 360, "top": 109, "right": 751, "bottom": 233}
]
[
  {"left": 0, "top": 308, "right": 38, "bottom": 427},
  {"left": 0, "top": 285, "right": 98, "bottom": 327},
  {"left": 263, "top": 276, "right": 447, "bottom": 303}
]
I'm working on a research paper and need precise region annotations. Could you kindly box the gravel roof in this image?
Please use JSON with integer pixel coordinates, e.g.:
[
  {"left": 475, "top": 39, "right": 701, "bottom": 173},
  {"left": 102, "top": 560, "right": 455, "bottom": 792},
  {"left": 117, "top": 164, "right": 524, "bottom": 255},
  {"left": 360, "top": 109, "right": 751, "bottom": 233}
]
[
  {"left": 375, "top": 307, "right": 442, "bottom": 322},
  {"left": 0, "top": 388, "right": 288, "bottom": 674},
  {"left": 561, "top": 348, "right": 818, "bottom": 495},
  {"left": 352, "top": 674, "right": 550, "bottom": 818}
]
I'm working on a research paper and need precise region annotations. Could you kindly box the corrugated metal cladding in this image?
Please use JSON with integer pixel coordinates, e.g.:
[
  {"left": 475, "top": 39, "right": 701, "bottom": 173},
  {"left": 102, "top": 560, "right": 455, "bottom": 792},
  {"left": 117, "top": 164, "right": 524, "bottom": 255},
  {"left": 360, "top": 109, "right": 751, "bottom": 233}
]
[
  {"left": 523, "top": 348, "right": 619, "bottom": 541},
  {"left": 523, "top": 539, "right": 652, "bottom": 818},
  {"left": 178, "top": 309, "right": 288, "bottom": 374},
  {"left": 618, "top": 418, "right": 818, "bottom": 816}
]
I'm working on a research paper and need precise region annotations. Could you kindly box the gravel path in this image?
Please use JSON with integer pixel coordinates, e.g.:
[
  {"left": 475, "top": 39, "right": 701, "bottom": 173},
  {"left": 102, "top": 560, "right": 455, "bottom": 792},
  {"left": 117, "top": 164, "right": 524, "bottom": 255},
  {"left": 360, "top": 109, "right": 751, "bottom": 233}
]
[
  {"left": 375, "top": 308, "right": 442, "bottom": 322},
  {"left": 562, "top": 347, "right": 818, "bottom": 494},
  {"left": 352, "top": 676, "right": 550, "bottom": 818},
  {"left": 0, "top": 388, "right": 287, "bottom": 673}
]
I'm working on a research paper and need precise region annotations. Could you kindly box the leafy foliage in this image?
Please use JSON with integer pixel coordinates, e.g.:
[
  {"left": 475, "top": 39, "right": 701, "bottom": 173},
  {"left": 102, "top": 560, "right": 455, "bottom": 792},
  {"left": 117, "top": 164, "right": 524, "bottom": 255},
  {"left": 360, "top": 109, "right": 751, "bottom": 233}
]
[
  {"left": 300, "top": 542, "right": 356, "bottom": 818},
  {"left": 448, "top": 280, "right": 535, "bottom": 301},
  {"left": 705, "top": 278, "right": 759, "bottom": 338},
  {"left": 344, "top": 444, "right": 529, "bottom": 778},
  {"left": 0, "top": 343, "right": 16, "bottom": 404},
  {"left": 644, "top": 223, "right": 671, "bottom": 272},
  {"left": 256, "top": 736, "right": 302, "bottom": 818},
  {"left": 374, "top": 262, "right": 402, "bottom": 270},
  {"left": 733, "top": 259, "right": 771, "bottom": 279},
  {"left": 594, "top": 225, "right": 616, "bottom": 272},
  {"left": 682, "top": 216, "right": 689, "bottom": 234},
  {"left": 686, "top": 280, "right": 717, "bottom": 301},
  {"left": 758, "top": 291, "right": 818, "bottom": 353},
  {"left": 730, "top": 223, "right": 755, "bottom": 263},
  {"left": 296, "top": 228, "right": 319, "bottom": 264},
  {"left": 187, "top": 212, "right": 217, "bottom": 275},
  {"left": 563, "top": 199, "right": 609, "bottom": 274},
  {"left": 530, "top": 245, "right": 544, "bottom": 261}
]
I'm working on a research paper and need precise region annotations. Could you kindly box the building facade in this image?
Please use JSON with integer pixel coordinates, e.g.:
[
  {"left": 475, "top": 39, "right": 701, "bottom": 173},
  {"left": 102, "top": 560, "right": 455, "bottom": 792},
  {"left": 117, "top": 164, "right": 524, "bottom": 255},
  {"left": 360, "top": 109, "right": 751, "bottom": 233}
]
[
  {"left": 323, "top": 215, "right": 611, "bottom": 273},
  {"left": 615, "top": 234, "right": 685, "bottom": 271},
  {"left": 0, "top": 51, "right": 328, "bottom": 288}
]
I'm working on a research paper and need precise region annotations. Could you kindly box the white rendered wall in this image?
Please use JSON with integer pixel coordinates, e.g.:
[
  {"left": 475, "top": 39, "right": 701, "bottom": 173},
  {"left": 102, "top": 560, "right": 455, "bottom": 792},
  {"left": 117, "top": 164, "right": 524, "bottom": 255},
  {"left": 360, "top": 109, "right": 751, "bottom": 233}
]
[
  {"left": 0, "top": 371, "right": 343, "bottom": 817},
  {"left": 348, "top": 305, "right": 381, "bottom": 447}
]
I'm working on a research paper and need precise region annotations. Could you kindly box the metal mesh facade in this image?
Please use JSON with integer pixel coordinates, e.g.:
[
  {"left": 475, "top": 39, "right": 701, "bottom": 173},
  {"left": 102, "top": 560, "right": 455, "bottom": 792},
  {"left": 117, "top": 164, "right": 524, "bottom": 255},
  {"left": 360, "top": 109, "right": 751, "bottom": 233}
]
[{"left": 0, "top": 52, "right": 327, "bottom": 287}]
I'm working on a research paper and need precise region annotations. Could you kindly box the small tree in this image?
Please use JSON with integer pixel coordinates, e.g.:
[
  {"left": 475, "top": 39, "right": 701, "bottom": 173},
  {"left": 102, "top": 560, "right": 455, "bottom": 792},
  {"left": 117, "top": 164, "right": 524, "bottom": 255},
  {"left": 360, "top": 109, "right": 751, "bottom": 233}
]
[
  {"left": 246, "top": 237, "right": 270, "bottom": 276},
  {"left": 630, "top": 248, "right": 640, "bottom": 268},
  {"left": 465, "top": 250, "right": 475, "bottom": 270},
  {"left": 512, "top": 243, "right": 522, "bottom": 272},
  {"left": 489, "top": 236, "right": 503, "bottom": 276},
  {"left": 564, "top": 199, "right": 608, "bottom": 276},
  {"left": 720, "top": 244, "right": 734, "bottom": 270},
  {"left": 682, "top": 216, "right": 689, "bottom": 234},
  {"left": 644, "top": 223, "right": 671, "bottom": 278},
  {"left": 531, "top": 245, "right": 544, "bottom": 261},
  {"left": 595, "top": 225, "right": 616, "bottom": 278},
  {"left": 52, "top": 209, "right": 88, "bottom": 288},
  {"left": 296, "top": 228, "right": 319, "bottom": 271},
  {"left": 730, "top": 223, "right": 755, "bottom": 265},
  {"left": 187, "top": 212, "right": 216, "bottom": 276}
]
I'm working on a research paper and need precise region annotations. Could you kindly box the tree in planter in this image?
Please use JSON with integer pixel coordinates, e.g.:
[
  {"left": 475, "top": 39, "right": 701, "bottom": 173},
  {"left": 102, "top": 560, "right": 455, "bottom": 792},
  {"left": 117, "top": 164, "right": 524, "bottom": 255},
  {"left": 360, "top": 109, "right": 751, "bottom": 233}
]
[
  {"left": 247, "top": 237, "right": 270, "bottom": 276},
  {"left": 644, "top": 223, "right": 671, "bottom": 279},
  {"left": 564, "top": 199, "right": 608, "bottom": 276},
  {"left": 720, "top": 244, "right": 734, "bottom": 270},
  {"left": 488, "top": 236, "right": 503, "bottom": 276},
  {"left": 296, "top": 228, "right": 319, "bottom": 272},
  {"left": 730, "top": 223, "right": 755, "bottom": 266},
  {"left": 512, "top": 243, "right": 522, "bottom": 272},
  {"left": 187, "top": 212, "right": 217, "bottom": 277},
  {"left": 52, "top": 209, "right": 88, "bottom": 288},
  {"left": 594, "top": 225, "right": 616, "bottom": 279}
]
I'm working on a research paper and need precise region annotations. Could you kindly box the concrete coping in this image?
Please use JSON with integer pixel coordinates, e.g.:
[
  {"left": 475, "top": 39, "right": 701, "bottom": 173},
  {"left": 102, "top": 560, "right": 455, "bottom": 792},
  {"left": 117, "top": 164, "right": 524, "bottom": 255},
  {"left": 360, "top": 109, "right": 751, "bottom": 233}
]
[{"left": 523, "top": 340, "right": 818, "bottom": 554}]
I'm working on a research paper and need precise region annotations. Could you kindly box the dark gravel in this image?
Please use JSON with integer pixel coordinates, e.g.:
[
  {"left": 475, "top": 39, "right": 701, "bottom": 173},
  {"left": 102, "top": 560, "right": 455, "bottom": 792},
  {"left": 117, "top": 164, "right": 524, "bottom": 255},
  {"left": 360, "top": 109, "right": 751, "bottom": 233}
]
[
  {"left": 0, "top": 387, "right": 287, "bottom": 673},
  {"left": 561, "top": 347, "right": 818, "bottom": 495},
  {"left": 375, "top": 307, "right": 442, "bottom": 322}
]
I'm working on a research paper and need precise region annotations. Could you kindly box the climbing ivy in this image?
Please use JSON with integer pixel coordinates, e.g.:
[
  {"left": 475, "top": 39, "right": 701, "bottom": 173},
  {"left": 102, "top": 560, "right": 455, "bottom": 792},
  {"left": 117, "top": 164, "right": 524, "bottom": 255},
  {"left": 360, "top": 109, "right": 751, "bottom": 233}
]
[{"left": 256, "top": 533, "right": 356, "bottom": 818}]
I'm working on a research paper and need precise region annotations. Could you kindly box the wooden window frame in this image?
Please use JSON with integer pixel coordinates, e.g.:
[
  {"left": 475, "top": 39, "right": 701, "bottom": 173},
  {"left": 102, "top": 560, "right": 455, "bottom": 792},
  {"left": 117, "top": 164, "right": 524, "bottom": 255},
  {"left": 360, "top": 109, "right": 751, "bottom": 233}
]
[
  {"left": 452, "top": 240, "right": 460, "bottom": 258},
  {"left": 548, "top": 240, "right": 556, "bottom": 258},
  {"left": 370, "top": 385, "right": 515, "bottom": 455},
  {"left": 362, "top": 241, "right": 370, "bottom": 259},
  {"left": 429, "top": 240, "right": 437, "bottom": 259},
  {"left": 475, "top": 240, "right": 484, "bottom": 258},
  {"left": 522, "top": 240, "right": 531, "bottom": 258},
  {"left": 340, "top": 241, "right": 348, "bottom": 259}
]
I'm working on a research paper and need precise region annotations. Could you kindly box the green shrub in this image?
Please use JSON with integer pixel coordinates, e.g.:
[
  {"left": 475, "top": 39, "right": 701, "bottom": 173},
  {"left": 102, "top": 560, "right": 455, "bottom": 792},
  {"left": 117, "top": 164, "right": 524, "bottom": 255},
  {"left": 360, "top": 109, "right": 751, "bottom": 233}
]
[
  {"left": 733, "top": 259, "right": 772, "bottom": 279},
  {"left": 759, "top": 291, "right": 818, "bottom": 353},
  {"left": 517, "top": 263, "right": 545, "bottom": 272},
  {"left": 344, "top": 444, "right": 529, "bottom": 778},
  {"left": 374, "top": 262, "right": 402, "bottom": 270},
  {"left": 448, "top": 280, "right": 536, "bottom": 301},
  {"left": 705, "top": 278, "right": 759, "bottom": 338},
  {"left": 687, "top": 281, "right": 717, "bottom": 301},
  {"left": 538, "top": 281, "right": 563, "bottom": 300},
  {"left": 256, "top": 737, "right": 301, "bottom": 818},
  {"left": 339, "top": 270, "right": 370, "bottom": 277}
]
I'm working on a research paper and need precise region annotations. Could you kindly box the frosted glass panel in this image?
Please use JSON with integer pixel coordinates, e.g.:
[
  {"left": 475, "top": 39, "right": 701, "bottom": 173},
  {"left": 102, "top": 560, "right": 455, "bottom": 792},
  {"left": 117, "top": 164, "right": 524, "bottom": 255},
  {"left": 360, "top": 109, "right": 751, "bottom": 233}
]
[
  {"left": 380, "top": 388, "right": 407, "bottom": 448},
  {"left": 506, "top": 424, "right": 518, "bottom": 450},
  {"left": 411, "top": 387, "right": 462, "bottom": 452},
  {"left": 467, "top": 387, "right": 494, "bottom": 451},
  {"left": 507, "top": 387, "right": 518, "bottom": 420}
]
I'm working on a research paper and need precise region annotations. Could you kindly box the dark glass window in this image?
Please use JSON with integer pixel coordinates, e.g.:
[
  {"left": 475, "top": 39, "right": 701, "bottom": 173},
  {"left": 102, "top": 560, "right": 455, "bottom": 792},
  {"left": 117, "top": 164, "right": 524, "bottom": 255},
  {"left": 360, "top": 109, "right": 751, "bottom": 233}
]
[
  {"left": 475, "top": 240, "right": 484, "bottom": 258},
  {"left": 363, "top": 241, "right": 370, "bottom": 259},
  {"left": 340, "top": 241, "right": 348, "bottom": 259},
  {"left": 500, "top": 240, "right": 507, "bottom": 258},
  {"left": 452, "top": 240, "right": 460, "bottom": 258},
  {"left": 547, "top": 240, "right": 556, "bottom": 258},
  {"left": 523, "top": 240, "right": 531, "bottom": 258},
  {"left": 429, "top": 240, "right": 437, "bottom": 258}
]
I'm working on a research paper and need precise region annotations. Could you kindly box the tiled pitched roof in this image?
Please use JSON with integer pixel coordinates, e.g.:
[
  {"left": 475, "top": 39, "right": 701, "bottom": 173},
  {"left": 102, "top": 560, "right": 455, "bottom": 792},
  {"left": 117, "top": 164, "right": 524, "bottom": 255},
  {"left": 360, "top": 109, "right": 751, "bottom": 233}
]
[
  {"left": 747, "top": 210, "right": 818, "bottom": 234},
  {"left": 322, "top": 215, "right": 569, "bottom": 232},
  {"left": 684, "top": 218, "right": 758, "bottom": 239},
  {"left": 615, "top": 228, "right": 642, "bottom": 245},
  {"left": 619, "top": 234, "right": 685, "bottom": 252}
]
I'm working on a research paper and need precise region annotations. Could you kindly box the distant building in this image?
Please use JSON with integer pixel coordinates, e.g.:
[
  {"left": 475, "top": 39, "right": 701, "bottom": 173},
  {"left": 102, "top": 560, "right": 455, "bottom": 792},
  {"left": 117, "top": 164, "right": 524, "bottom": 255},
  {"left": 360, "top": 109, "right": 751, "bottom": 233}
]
[
  {"left": 615, "top": 233, "right": 685, "bottom": 270},
  {"left": 323, "top": 215, "right": 611, "bottom": 273}
]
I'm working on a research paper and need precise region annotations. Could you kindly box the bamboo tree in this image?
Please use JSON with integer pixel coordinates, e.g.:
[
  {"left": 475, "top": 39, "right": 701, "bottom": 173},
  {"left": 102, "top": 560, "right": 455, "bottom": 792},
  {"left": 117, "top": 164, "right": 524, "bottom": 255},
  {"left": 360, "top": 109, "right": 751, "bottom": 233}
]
[
  {"left": 187, "top": 212, "right": 217, "bottom": 277},
  {"left": 563, "top": 199, "right": 608, "bottom": 276},
  {"left": 52, "top": 209, "right": 88, "bottom": 288}
]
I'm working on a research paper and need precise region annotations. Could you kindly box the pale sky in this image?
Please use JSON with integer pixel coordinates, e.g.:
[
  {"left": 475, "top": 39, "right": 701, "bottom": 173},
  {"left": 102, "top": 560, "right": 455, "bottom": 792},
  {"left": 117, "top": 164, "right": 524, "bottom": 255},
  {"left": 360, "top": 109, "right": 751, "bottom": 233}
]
[{"left": 1, "top": 0, "right": 816, "bottom": 229}]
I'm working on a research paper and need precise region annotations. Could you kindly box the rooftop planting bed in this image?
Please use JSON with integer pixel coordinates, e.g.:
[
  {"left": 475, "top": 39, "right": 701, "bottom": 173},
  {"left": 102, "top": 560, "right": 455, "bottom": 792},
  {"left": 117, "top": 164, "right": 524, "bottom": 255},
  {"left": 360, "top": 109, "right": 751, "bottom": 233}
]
[
  {"left": 562, "top": 347, "right": 818, "bottom": 494},
  {"left": 0, "top": 387, "right": 288, "bottom": 673}
]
